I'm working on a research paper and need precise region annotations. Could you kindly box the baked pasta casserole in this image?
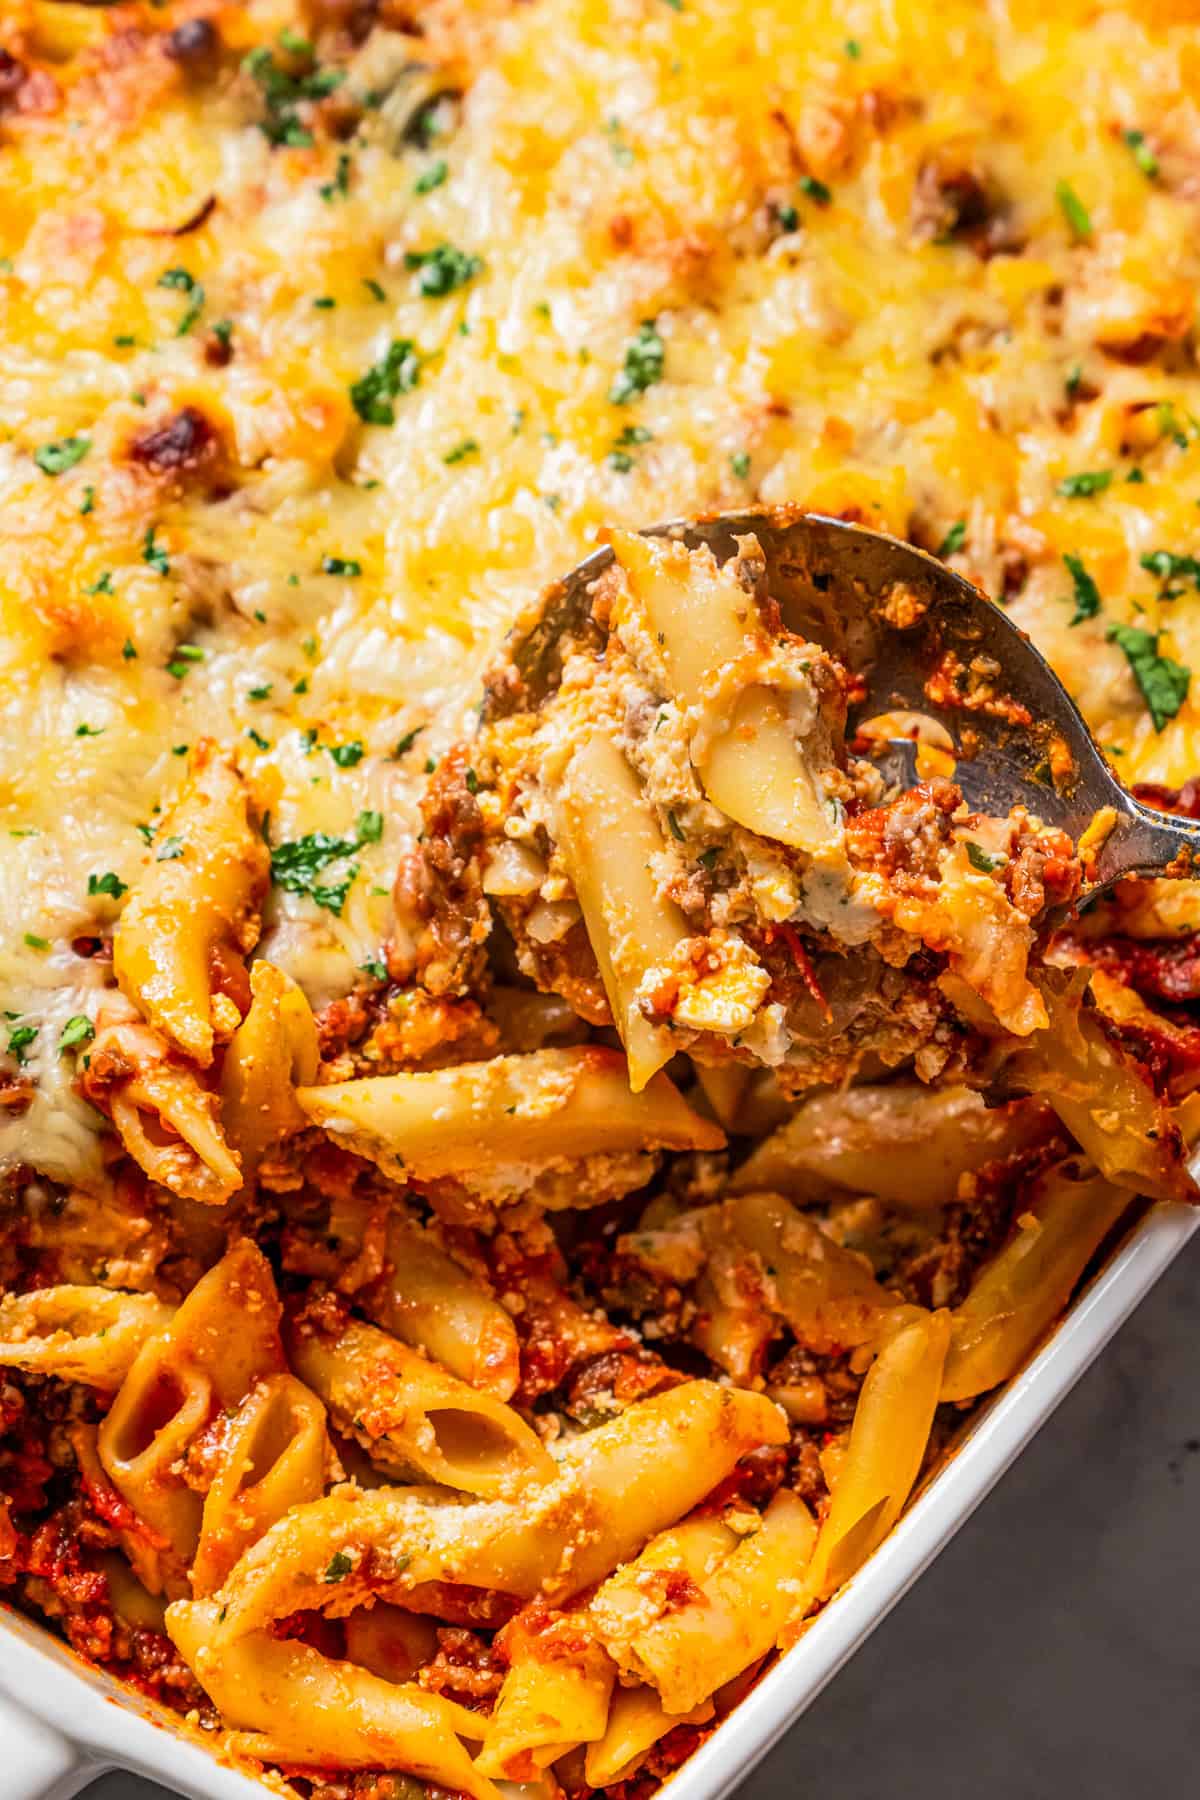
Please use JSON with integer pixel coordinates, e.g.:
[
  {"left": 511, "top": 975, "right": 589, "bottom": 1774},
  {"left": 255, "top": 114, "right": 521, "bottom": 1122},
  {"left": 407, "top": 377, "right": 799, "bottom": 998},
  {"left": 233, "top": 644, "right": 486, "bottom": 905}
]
[{"left": 2, "top": 1, "right": 1200, "bottom": 1795}]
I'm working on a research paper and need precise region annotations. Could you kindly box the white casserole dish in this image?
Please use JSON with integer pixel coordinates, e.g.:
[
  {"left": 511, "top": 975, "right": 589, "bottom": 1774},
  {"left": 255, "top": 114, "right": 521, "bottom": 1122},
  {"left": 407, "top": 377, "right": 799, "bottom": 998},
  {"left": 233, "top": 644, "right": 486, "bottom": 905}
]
[{"left": 3, "top": 1196, "right": 1197, "bottom": 1800}]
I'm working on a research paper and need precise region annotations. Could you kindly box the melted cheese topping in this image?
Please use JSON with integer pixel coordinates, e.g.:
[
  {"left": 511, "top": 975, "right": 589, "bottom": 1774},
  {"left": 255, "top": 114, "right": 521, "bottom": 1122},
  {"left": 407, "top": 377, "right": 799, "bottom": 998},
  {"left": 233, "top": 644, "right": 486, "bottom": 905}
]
[{"left": 2, "top": 0, "right": 1200, "bottom": 1182}]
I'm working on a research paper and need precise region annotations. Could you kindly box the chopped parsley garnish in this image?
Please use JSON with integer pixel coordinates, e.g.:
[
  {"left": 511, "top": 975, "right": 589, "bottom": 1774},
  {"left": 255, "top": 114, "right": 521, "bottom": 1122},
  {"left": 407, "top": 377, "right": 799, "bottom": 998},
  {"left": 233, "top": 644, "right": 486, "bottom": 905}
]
[
  {"left": 313, "top": 296, "right": 336, "bottom": 310},
  {"left": 775, "top": 202, "right": 799, "bottom": 233},
  {"left": 211, "top": 318, "right": 233, "bottom": 350},
  {"left": 59, "top": 1016, "right": 94, "bottom": 1054},
  {"left": 23, "top": 933, "right": 48, "bottom": 950},
  {"left": 1107, "top": 622, "right": 1191, "bottom": 730},
  {"left": 1063, "top": 552, "right": 1101, "bottom": 625},
  {"left": 7, "top": 1024, "right": 37, "bottom": 1065},
  {"left": 1140, "top": 550, "right": 1200, "bottom": 593},
  {"left": 34, "top": 436, "right": 90, "bottom": 477},
  {"left": 666, "top": 809, "right": 685, "bottom": 841},
  {"left": 74, "top": 723, "right": 103, "bottom": 738},
  {"left": 349, "top": 339, "right": 421, "bottom": 425},
  {"left": 80, "top": 485, "right": 95, "bottom": 515},
  {"left": 322, "top": 555, "right": 362, "bottom": 577},
  {"left": 1123, "top": 129, "right": 1159, "bottom": 180},
  {"left": 609, "top": 320, "right": 665, "bottom": 404},
  {"left": 1065, "top": 363, "right": 1084, "bottom": 399},
  {"left": 122, "top": 638, "right": 137, "bottom": 660},
  {"left": 464, "top": 766, "right": 479, "bottom": 794},
  {"left": 731, "top": 450, "right": 751, "bottom": 479},
  {"left": 328, "top": 739, "right": 365, "bottom": 768},
  {"left": 1056, "top": 179, "right": 1092, "bottom": 241},
  {"left": 360, "top": 959, "right": 388, "bottom": 981},
  {"left": 362, "top": 278, "right": 386, "bottom": 302},
  {"left": 269, "top": 810, "right": 382, "bottom": 914},
  {"left": 142, "top": 525, "right": 170, "bottom": 577},
  {"left": 158, "top": 267, "right": 204, "bottom": 335},
  {"left": 320, "top": 151, "right": 352, "bottom": 202},
  {"left": 799, "top": 174, "right": 832, "bottom": 206},
  {"left": 608, "top": 450, "right": 634, "bottom": 473},
  {"left": 404, "top": 244, "right": 483, "bottom": 297},
  {"left": 393, "top": 726, "right": 425, "bottom": 758},
  {"left": 937, "top": 519, "right": 966, "bottom": 558},
  {"left": 1057, "top": 469, "right": 1112, "bottom": 498},
  {"left": 249, "top": 683, "right": 272, "bottom": 700},
  {"left": 242, "top": 45, "right": 344, "bottom": 150},
  {"left": 414, "top": 158, "right": 448, "bottom": 194},
  {"left": 167, "top": 642, "right": 205, "bottom": 678},
  {"left": 443, "top": 437, "right": 478, "bottom": 465},
  {"left": 323, "top": 1551, "right": 354, "bottom": 1583},
  {"left": 86, "top": 571, "right": 113, "bottom": 596},
  {"left": 155, "top": 836, "right": 185, "bottom": 861},
  {"left": 246, "top": 728, "right": 271, "bottom": 751},
  {"left": 965, "top": 841, "right": 1001, "bottom": 873},
  {"left": 607, "top": 116, "right": 635, "bottom": 166},
  {"left": 88, "top": 871, "right": 127, "bottom": 901},
  {"left": 844, "top": 37, "right": 862, "bottom": 56}
]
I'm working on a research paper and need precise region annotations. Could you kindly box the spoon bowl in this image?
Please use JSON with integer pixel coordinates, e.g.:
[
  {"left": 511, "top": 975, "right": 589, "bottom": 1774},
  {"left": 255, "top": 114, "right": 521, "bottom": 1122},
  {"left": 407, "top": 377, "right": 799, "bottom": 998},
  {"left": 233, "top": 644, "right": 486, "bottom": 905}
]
[{"left": 483, "top": 508, "right": 1199, "bottom": 907}]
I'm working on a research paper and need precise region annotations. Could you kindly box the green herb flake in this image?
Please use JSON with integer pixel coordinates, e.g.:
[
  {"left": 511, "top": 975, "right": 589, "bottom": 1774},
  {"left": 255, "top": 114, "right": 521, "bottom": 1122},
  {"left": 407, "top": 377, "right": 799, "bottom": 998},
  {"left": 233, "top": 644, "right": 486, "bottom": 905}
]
[
  {"left": 731, "top": 450, "right": 751, "bottom": 479},
  {"left": 328, "top": 739, "right": 365, "bottom": 768},
  {"left": 122, "top": 638, "right": 137, "bottom": 660},
  {"left": 320, "top": 151, "right": 352, "bottom": 202},
  {"left": 404, "top": 244, "right": 483, "bottom": 297},
  {"left": 799, "top": 174, "right": 832, "bottom": 206},
  {"left": 246, "top": 728, "right": 271, "bottom": 752},
  {"left": 59, "top": 1015, "right": 94, "bottom": 1054},
  {"left": 1056, "top": 179, "right": 1093, "bottom": 241},
  {"left": 393, "top": 726, "right": 425, "bottom": 758},
  {"left": 443, "top": 437, "right": 479, "bottom": 465},
  {"left": 80, "top": 485, "right": 95, "bottom": 515},
  {"left": 167, "top": 642, "right": 205, "bottom": 679},
  {"left": 242, "top": 45, "right": 345, "bottom": 150},
  {"left": 360, "top": 959, "right": 388, "bottom": 982},
  {"left": 269, "top": 811, "right": 381, "bottom": 914},
  {"left": 322, "top": 555, "right": 362, "bottom": 577},
  {"left": 87, "top": 871, "right": 127, "bottom": 901},
  {"left": 349, "top": 339, "right": 421, "bottom": 425},
  {"left": 142, "top": 525, "right": 170, "bottom": 577},
  {"left": 414, "top": 158, "right": 448, "bottom": 194},
  {"left": 155, "top": 836, "right": 185, "bottom": 861},
  {"left": 7, "top": 1024, "right": 37, "bottom": 1065},
  {"left": 1123, "top": 129, "right": 1159, "bottom": 181},
  {"left": 249, "top": 683, "right": 272, "bottom": 700},
  {"left": 323, "top": 1551, "right": 354, "bottom": 1584},
  {"left": 1107, "top": 622, "right": 1191, "bottom": 730},
  {"left": 362, "top": 277, "right": 386, "bottom": 303},
  {"left": 23, "top": 933, "right": 49, "bottom": 951},
  {"left": 313, "top": 296, "right": 336, "bottom": 310},
  {"left": 666, "top": 809, "right": 685, "bottom": 841},
  {"left": 157, "top": 266, "right": 204, "bottom": 335},
  {"left": 609, "top": 319, "right": 665, "bottom": 405},
  {"left": 965, "top": 841, "right": 1001, "bottom": 873},
  {"left": 464, "top": 766, "right": 479, "bottom": 794},
  {"left": 937, "top": 519, "right": 966, "bottom": 558},
  {"left": 74, "top": 722, "right": 103, "bottom": 738},
  {"left": 1057, "top": 469, "right": 1112, "bottom": 498},
  {"left": 85, "top": 571, "right": 114, "bottom": 596},
  {"left": 1140, "top": 550, "right": 1200, "bottom": 592},
  {"left": 1063, "top": 552, "right": 1101, "bottom": 625},
  {"left": 844, "top": 37, "right": 862, "bottom": 57},
  {"left": 34, "top": 436, "right": 90, "bottom": 477}
]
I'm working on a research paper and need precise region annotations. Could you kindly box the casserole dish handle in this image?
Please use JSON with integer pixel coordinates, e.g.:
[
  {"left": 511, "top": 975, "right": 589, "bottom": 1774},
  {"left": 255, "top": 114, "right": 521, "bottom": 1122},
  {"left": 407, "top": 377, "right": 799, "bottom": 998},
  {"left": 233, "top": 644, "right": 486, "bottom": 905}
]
[{"left": 0, "top": 1691, "right": 94, "bottom": 1799}]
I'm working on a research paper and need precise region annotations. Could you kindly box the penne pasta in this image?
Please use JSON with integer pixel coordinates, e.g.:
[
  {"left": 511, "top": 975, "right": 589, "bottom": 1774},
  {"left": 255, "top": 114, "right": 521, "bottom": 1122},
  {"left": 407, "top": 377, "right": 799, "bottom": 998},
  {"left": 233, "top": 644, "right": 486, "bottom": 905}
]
[
  {"left": 0, "top": 1286, "right": 174, "bottom": 1389},
  {"left": 297, "top": 1045, "right": 723, "bottom": 1193},
  {"left": 113, "top": 742, "right": 269, "bottom": 1069},
  {"left": 166, "top": 1600, "right": 497, "bottom": 1796},
  {"left": 284, "top": 1312, "right": 555, "bottom": 1498},
  {"left": 803, "top": 1309, "right": 952, "bottom": 1606},
  {"left": 477, "top": 1611, "right": 616, "bottom": 1777},
  {"left": 591, "top": 1490, "right": 816, "bottom": 1714},
  {"left": 360, "top": 1211, "right": 521, "bottom": 1400},
  {"left": 584, "top": 1684, "right": 714, "bottom": 1789},
  {"left": 940, "top": 1163, "right": 1132, "bottom": 1403},
  {"left": 610, "top": 531, "right": 837, "bottom": 855},
  {"left": 553, "top": 733, "right": 686, "bottom": 1090},
  {"left": 191, "top": 1373, "right": 330, "bottom": 1596},
  {"left": 220, "top": 961, "right": 319, "bottom": 1189}
]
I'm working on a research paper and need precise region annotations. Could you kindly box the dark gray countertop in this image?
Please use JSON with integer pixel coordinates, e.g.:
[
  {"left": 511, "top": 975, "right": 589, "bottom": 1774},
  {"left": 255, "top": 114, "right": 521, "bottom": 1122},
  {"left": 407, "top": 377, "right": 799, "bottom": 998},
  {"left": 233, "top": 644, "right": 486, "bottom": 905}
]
[{"left": 84, "top": 1233, "right": 1200, "bottom": 1800}]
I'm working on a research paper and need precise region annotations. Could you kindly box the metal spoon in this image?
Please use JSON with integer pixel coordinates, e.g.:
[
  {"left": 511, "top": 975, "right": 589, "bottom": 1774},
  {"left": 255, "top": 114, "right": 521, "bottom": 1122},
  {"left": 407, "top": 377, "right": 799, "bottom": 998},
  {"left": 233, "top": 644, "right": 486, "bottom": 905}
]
[{"left": 482, "top": 507, "right": 1199, "bottom": 908}]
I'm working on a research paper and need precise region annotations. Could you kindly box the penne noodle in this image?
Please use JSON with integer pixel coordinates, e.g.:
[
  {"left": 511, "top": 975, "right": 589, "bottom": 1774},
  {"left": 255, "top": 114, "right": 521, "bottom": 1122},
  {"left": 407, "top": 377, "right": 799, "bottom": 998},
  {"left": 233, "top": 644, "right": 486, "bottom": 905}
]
[
  {"left": 477, "top": 1612, "right": 616, "bottom": 1777},
  {"left": 285, "top": 1312, "right": 555, "bottom": 1499},
  {"left": 803, "top": 1309, "right": 951, "bottom": 1606},
  {"left": 297, "top": 1045, "right": 723, "bottom": 1187},
  {"left": 0, "top": 1286, "right": 174, "bottom": 1389},
  {"left": 584, "top": 1684, "right": 714, "bottom": 1789},
  {"left": 360, "top": 1211, "right": 521, "bottom": 1400},
  {"left": 220, "top": 961, "right": 319, "bottom": 1189},
  {"left": 553, "top": 733, "right": 686, "bottom": 1090},
  {"left": 940, "top": 1163, "right": 1132, "bottom": 1403},
  {"left": 610, "top": 530, "right": 835, "bottom": 855},
  {"left": 166, "top": 1600, "right": 497, "bottom": 1796},
  {"left": 113, "top": 742, "right": 269, "bottom": 1068},
  {"left": 591, "top": 1490, "right": 816, "bottom": 1714},
  {"left": 191, "top": 1373, "right": 330, "bottom": 1596}
]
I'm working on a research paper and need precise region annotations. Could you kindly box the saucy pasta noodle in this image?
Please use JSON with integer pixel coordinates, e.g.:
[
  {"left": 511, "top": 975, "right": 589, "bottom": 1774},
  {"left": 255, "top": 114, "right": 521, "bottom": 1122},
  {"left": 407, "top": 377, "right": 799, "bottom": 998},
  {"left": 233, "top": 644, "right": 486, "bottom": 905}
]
[{"left": 2, "top": 1, "right": 1200, "bottom": 1796}]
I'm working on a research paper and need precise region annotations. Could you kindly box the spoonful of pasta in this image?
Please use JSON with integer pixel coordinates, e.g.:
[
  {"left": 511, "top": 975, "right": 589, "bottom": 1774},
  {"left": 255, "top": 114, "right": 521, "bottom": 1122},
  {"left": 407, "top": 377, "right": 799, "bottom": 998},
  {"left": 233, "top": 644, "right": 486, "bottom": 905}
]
[{"left": 406, "top": 509, "right": 1198, "bottom": 1201}]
